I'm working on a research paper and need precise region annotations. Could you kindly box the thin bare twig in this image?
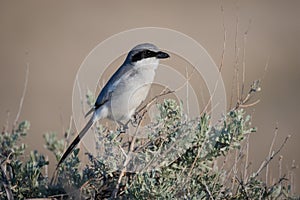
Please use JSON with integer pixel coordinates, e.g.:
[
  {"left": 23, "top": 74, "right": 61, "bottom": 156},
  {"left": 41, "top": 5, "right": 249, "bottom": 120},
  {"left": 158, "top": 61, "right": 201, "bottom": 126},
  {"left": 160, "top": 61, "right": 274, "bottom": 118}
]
[
  {"left": 76, "top": 75, "right": 86, "bottom": 117},
  {"left": 241, "top": 31, "right": 247, "bottom": 99},
  {"left": 240, "top": 20, "right": 252, "bottom": 101},
  {"left": 200, "top": 78, "right": 220, "bottom": 116},
  {"left": 266, "top": 124, "right": 279, "bottom": 184},
  {"left": 14, "top": 64, "right": 29, "bottom": 127},
  {"left": 234, "top": 15, "right": 241, "bottom": 106},
  {"left": 243, "top": 134, "right": 250, "bottom": 182},
  {"left": 202, "top": 182, "right": 215, "bottom": 200},
  {"left": 238, "top": 99, "right": 260, "bottom": 108},
  {"left": 136, "top": 87, "right": 172, "bottom": 115},
  {"left": 231, "top": 149, "right": 239, "bottom": 191},
  {"left": 278, "top": 155, "right": 283, "bottom": 181},
  {"left": 226, "top": 138, "right": 250, "bottom": 190},
  {"left": 175, "top": 66, "right": 196, "bottom": 92},
  {"left": 4, "top": 111, "right": 10, "bottom": 133},
  {"left": 261, "top": 56, "right": 270, "bottom": 84},
  {"left": 251, "top": 135, "right": 290, "bottom": 181},
  {"left": 185, "top": 66, "right": 190, "bottom": 116},
  {"left": 235, "top": 175, "right": 249, "bottom": 200},
  {"left": 219, "top": 3, "right": 227, "bottom": 72},
  {"left": 111, "top": 106, "right": 146, "bottom": 198},
  {"left": 1, "top": 166, "right": 14, "bottom": 199},
  {"left": 136, "top": 65, "right": 196, "bottom": 117},
  {"left": 188, "top": 136, "right": 209, "bottom": 177}
]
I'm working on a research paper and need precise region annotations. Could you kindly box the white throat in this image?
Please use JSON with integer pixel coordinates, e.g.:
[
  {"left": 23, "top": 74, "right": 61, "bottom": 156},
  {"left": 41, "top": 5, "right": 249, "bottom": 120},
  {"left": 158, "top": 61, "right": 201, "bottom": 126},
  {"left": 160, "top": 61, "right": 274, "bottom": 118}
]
[{"left": 134, "top": 57, "right": 159, "bottom": 70}]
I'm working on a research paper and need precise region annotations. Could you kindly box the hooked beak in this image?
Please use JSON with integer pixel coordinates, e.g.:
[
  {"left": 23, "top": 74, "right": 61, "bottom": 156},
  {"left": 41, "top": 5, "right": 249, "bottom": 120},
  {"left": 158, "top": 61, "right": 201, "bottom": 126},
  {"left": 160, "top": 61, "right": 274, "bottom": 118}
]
[{"left": 156, "top": 51, "right": 170, "bottom": 59}]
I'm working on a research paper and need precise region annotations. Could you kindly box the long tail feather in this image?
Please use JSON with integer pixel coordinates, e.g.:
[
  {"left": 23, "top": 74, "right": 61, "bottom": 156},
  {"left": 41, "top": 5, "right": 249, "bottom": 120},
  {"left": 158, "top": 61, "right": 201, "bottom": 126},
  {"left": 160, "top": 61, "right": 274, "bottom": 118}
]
[
  {"left": 84, "top": 106, "right": 95, "bottom": 118},
  {"left": 56, "top": 116, "right": 95, "bottom": 169}
]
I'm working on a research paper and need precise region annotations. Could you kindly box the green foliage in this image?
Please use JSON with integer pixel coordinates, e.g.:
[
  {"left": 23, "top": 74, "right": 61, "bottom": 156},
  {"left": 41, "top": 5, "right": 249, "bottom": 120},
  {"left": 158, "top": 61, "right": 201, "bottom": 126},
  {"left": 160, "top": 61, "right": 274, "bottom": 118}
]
[
  {"left": 124, "top": 102, "right": 256, "bottom": 199},
  {"left": 0, "top": 121, "right": 49, "bottom": 199},
  {"left": 0, "top": 100, "right": 298, "bottom": 199}
]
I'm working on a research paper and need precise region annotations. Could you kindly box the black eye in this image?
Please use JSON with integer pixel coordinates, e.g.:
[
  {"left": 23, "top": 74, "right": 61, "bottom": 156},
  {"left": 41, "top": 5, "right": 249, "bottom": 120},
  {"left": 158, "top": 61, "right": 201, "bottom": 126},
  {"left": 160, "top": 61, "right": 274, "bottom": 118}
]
[
  {"left": 144, "top": 50, "right": 155, "bottom": 58},
  {"left": 143, "top": 50, "right": 150, "bottom": 58}
]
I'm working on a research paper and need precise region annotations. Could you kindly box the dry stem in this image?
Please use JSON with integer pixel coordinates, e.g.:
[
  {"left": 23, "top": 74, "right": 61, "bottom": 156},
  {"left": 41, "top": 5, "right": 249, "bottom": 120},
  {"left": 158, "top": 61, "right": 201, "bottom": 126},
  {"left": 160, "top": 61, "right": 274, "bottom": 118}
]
[{"left": 14, "top": 64, "right": 29, "bottom": 127}]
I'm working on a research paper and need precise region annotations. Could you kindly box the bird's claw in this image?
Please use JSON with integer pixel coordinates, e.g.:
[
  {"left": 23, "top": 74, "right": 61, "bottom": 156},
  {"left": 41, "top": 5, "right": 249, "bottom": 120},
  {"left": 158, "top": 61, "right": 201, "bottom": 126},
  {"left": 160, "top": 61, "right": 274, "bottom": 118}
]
[
  {"left": 117, "top": 123, "right": 128, "bottom": 133},
  {"left": 131, "top": 113, "right": 142, "bottom": 127}
]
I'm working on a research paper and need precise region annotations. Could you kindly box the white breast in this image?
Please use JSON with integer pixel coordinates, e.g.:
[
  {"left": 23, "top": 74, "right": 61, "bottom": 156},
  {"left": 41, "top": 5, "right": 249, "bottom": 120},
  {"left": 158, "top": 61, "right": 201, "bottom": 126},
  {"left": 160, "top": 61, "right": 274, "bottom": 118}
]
[{"left": 109, "top": 58, "right": 159, "bottom": 123}]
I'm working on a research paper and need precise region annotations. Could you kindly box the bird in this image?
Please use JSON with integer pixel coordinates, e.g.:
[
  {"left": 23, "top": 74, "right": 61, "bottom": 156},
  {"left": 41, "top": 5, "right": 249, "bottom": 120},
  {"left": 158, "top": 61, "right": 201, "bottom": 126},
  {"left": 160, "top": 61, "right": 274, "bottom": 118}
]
[{"left": 57, "top": 43, "right": 170, "bottom": 167}]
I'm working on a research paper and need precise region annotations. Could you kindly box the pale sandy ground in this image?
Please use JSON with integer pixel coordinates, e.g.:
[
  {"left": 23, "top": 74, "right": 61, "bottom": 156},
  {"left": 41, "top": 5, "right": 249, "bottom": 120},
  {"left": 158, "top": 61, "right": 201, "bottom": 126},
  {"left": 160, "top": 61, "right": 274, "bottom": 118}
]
[{"left": 0, "top": 0, "right": 299, "bottom": 194}]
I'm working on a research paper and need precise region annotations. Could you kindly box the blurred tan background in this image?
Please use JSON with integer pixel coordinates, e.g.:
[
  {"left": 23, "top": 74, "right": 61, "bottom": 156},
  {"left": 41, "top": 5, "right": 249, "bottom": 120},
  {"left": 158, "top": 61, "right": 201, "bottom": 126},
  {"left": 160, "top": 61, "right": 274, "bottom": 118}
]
[{"left": 0, "top": 0, "right": 299, "bottom": 193}]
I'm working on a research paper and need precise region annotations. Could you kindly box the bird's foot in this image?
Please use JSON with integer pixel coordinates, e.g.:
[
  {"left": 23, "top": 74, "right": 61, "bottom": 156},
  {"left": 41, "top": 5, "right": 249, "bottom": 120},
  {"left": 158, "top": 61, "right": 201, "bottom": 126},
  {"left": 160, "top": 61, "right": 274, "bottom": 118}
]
[
  {"left": 117, "top": 123, "right": 128, "bottom": 133},
  {"left": 131, "top": 113, "right": 142, "bottom": 127}
]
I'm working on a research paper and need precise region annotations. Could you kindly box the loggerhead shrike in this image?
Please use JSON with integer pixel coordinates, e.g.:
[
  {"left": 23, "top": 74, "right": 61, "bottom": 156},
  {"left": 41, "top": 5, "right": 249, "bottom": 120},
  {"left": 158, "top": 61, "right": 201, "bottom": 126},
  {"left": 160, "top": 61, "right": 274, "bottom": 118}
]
[{"left": 57, "top": 43, "right": 170, "bottom": 167}]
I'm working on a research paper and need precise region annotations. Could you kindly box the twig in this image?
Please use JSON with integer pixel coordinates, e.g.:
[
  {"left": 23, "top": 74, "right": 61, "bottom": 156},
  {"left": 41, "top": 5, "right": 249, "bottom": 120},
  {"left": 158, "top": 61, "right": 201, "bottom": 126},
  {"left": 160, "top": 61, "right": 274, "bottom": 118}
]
[
  {"left": 219, "top": 3, "right": 227, "bottom": 72},
  {"left": 1, "top": 158, "right": 14, "bottom": 200},
  {"left": 238, "top": 99, "right": 260, "bottom": 108},
  {"left": 231, "top": 149, "right": 239, "bottom": 191},
  {"left": 176, "top": 64, "right": 196, "bottom": 92},
  {"left": 48, "top": 193, "right": 69, "bottom": 198},
  {"left": 76, "top": 75, "right": 86, "bottom": 117},
  {"left": 137, "top": 63, "right": 196, "bottom": 116},
  {"left": 202, "top": 182, "right": 215, "bottom": 200},
  {"left": 187, "top": 132, "right": 210, "bottom": 177},
  {"left": 261, "top": 56, "right": 270, "bottom": 84},
  {"left": 243, "top": 134, "right": 250, "bottom": 182},
  {"left": 229, "top": 4, "right": 240, "bottom": 109},
  {"left": 185, "top": 66, "right": 190, "bottom": 116},
  {"left": 136, "top": 87, "right": 173, "bottom": 115},
  {"left": 251, "top": 135, "right": 290, "bottom": 181},
  {"left": 235, "top": 175, "right": 249, "bottom": 200},
  {"left": 240, "top": 20, "right": 252, "bottom": 100},
  {"left": 218, "top": 155, "right": 230, "bottom": 198},
  {"left": 270, "top": 175, "right": 288, "bottom": 192},
  {"left": 235, "top": 19, "right": 241, "bottom": 105},
  {"left": 14, "top": 63, "right": 29, "bottom": 127},
  {"left": 278, "top": 155, "right": 283, "bottom": 183},
  {"left": 4, "top": 111, "right": 10, "bottom": 133},
  {"left": 225, "top": 138, "right": 250, "bottom": 190},
  {"left": 241, "top": 30, "right": 247, "bottom": 99},
  {"left": 200, "top": 78, "right": 220, "bottom": 116},
  {"left": 80, "top": 177, "right": 103, "bottom": 192},
  {"left": 234, "top": 7, "right": 239, "bottom": 61},
  {"left": 266, "top": 125, "right": 279, "bottom": 185},
  {"left": 206, "top": 102, "right": 220, "bottom": 116},
  {"left": 111, "top": 107, "right": 145, "bottom": 198}
]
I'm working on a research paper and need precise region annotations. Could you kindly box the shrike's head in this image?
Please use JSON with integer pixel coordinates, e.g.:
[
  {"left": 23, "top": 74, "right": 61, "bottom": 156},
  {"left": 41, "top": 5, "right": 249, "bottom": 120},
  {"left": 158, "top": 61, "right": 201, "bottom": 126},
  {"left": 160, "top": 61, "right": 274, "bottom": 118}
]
[{"left": 126, "top": 43, "right": 170, "bottom": 66}]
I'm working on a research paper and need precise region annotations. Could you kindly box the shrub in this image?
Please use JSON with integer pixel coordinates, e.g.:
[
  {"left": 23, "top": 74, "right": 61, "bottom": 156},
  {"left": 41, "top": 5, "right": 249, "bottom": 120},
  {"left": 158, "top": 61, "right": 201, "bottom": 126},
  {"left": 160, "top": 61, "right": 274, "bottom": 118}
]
[{"left": 0, "top": 99, "right": 298, "bottom": 199}]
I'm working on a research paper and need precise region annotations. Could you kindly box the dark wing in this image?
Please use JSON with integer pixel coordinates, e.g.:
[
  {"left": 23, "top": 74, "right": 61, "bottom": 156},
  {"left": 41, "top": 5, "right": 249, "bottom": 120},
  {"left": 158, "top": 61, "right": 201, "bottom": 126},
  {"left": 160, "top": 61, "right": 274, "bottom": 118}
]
[
  {"left": 84, "top": 63, "right": 132, "bottom": 118},
  {"left": 94, "top": 63, "right": 132, "bottom": 110}
]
